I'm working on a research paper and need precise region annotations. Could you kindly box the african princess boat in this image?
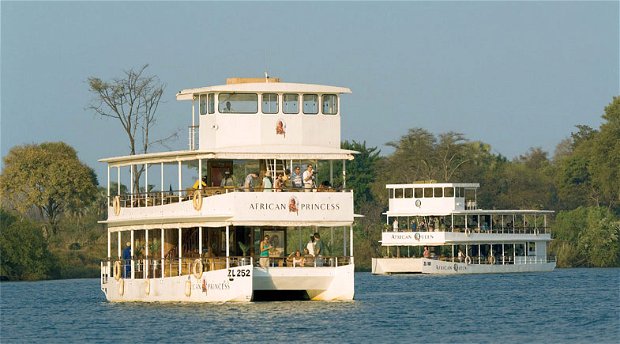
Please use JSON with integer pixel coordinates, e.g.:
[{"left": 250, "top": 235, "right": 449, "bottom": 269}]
[
  {"left": 100, "top": 77, "right": 357, "bottom": 302},
  {"left": 372, "top": 182, "right": 556, "bottom": 274}
]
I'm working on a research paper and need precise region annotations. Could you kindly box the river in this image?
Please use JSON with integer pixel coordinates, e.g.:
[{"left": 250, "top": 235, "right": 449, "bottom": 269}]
[{"left": 1, "top": 268, "right": 618, "bottom": 343}]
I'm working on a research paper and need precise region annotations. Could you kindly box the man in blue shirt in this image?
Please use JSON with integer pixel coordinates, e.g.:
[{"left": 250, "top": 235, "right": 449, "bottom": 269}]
[{"left": 122, "top": 242, "right": 131, "bottom": 278}]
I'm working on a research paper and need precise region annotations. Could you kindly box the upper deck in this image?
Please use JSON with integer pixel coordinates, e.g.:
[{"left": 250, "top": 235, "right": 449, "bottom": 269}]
[
  {"left": 386, "top": 182, "right": 480, "bottom": 216},
  {"left": 177, "top": 78, "right": 351, "bottom": 151}
]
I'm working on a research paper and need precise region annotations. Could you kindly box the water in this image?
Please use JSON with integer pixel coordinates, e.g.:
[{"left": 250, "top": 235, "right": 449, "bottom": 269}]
[{"left": 1, "top": 269, "right": 618, "bottom": 343}]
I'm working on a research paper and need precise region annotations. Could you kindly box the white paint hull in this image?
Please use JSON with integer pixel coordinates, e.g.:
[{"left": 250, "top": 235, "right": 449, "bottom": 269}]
[
  {"left": 253, "top": 264, "right": 355, "bottom": 301},
  {"left": 101, "top": 264, "right": 354, "bottom": 302},
  {"left": 372, "top": 258, "right": 555, "bottom": 275}
]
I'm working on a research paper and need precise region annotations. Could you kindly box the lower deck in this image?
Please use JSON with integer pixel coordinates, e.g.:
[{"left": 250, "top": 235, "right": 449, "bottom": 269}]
[
  {"left": 101, "top": 259, "right": 354, "bottom": 302},
  {"left": 372, "top": 256, "right": 555, "bottom": 274}
]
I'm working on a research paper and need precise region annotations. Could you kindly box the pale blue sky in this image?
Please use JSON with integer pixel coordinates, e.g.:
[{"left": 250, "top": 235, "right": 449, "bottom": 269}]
[{"left": 2, "top": 1, "right": 618, "bottom": 182}]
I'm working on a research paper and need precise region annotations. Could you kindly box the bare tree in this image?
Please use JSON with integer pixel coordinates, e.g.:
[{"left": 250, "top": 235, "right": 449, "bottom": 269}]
[{"left": 87, "top": 65, "right": 173, "bottom": 193}]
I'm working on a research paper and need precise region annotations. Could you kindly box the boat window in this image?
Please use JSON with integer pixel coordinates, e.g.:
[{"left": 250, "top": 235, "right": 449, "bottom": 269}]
[
  {"left": 405, "top": 188, "right": 413, "bottom": 198},
  {"left": 456, "top": 187, "right": 465, "bottom": 197},
  {"left": 322, "top": 94, "right": 338, "bottom": 115},
  {"left": 414, "top": 188, "right": 423, "bottom": 198},
  {"left": 218, "top": 93, "right": 258, "bottom": 114},
  {"left": 303, "top": 94, "right": 318, "bottom": 114},
  {"left": 283, "top": 94, "right": 299, "bottom": 114},
  {"left": 395, "top": 188, "right": 403, "bottom": 198},
  {"left": 423, "top": 187, "right": 432, "bottom": 198},
  {"left": 444, "top": 187, "right": 454, "bottom": 197},
  {"left": 434, "top": 187, "right": 443, "bottom": 197},
  {"left": 389, "top": 188, "right": 394, "bottom": 199},
  {"left": 208, "top": 93, "right": 215, "bottom": 114},
  {"left": 262, "top": 93, "right": 278, "bottom": 114},
  {"left": 199, "top": 94, "right": 208, "bottom": 115}
]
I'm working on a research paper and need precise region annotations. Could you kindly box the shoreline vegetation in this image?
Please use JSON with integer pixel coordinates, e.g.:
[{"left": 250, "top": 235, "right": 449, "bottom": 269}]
[{"left": 1, "top": 97, "right": 619, "bottom": 281}]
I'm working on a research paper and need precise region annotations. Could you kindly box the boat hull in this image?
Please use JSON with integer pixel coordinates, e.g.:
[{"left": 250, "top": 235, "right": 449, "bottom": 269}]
[
  {"left": 101, "top": 264, "right": 354, "bottom": 302},
  {"left": 371, "top": 257, "right": 555, "bottom": 275}
]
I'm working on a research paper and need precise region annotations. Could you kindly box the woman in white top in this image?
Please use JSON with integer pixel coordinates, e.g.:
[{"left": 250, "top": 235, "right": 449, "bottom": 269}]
[
  {"left": 306, "top": 236, "right": 315, "bottom": 256},
  {"left": 262, "top": 171, "right": 273, "bottom": 192}
]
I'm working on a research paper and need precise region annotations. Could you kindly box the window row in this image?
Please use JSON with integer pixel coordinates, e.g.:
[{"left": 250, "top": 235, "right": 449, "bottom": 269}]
[
  {"left": 198, "top": 93, "right": 338, "bottom": 115},
  {"left": 389, "top": 187, "right": 466, "bottom": 199}
]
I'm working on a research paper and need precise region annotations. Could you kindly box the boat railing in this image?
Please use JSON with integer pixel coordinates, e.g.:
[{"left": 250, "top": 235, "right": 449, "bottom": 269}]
[
  {"left": 385, "top": 226, "right": 550, "bottom": 235},
  {"left": 424, "top": 255, "right": 553, "bottom": 265},
  {"left": 102, "top": 256, "right": 254, "bottom": 281},
  {"left": 109, "top": 186, "right": 351, "bottom": 208},
  {"left": 259, "top": 255, "right": 353, "bottom": 268}
]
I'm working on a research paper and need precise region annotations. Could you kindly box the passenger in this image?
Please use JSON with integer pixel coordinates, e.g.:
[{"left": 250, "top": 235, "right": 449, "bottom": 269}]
[
  {"left": 259, "top": 235, "right": 271, "bottom": 268},
  {"left": 423, "top": 246, "right": 430, "bottom": 258},
  {"left": 244, "top": 172, "right": 259, "bottom": 191},
  {"left": 306, "top": 235, "right": 315, "bottom": 256},
  {"left": 282, "top": 169, "right": 291, "bottom": 190},
  {"left": 317, "top": 180, "right": 332, "bottom": 192},
  {"left": 302, "top": 164, "right": 315, "bottom": 192},
  {"left": 313, "top": 233, "right": 324, "bottom": 256},
  {"left": 291, "top": 166, "right": 303, "bottom": 189},
  {"left": 273, "top": 172, "right": 284, "bottom": 192},
  {"left": 458, "top": 249, "right": 465, "bottom": 262},
  {"left": 192, "top": 175, "right": 207, "bottom": 190},
  {"left": 303, "top": 248, "right": 314, "bottom": 267},
  {"left": 288, "top": 250, "right": 305, "bottom": 267},
  {"left": 262, "top": 171, "right": 273, "bottom": 192},
  {"left": 223, "top": 101, "right": 232, "bottom": 112},
  {"left": 122, "top": 242, "right": 132, "bottom": 278},
  {"left": 392, "top": 218, "right": 399, "bottom": 231},
  {"left": 220, "top": 171, "right": 235, "bottom": 187}
]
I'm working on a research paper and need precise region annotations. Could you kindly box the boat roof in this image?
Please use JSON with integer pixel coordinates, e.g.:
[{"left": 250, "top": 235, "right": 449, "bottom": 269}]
[
  {"left": 177, "top": 82, "right": 352, "bottom": 101},
  {"left": 100, "top": 145, "right": 358, "bottom": 166}
]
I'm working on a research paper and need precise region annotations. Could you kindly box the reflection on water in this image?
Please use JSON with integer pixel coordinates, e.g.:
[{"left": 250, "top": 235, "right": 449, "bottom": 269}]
[{"left": 1, "top": 269, "right": 618, "bottom": 343}]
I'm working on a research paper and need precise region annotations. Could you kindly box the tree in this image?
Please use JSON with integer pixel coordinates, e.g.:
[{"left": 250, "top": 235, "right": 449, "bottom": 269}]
[
  {"left": 0, "top": 209, "right": 59, "bottom": 280},
  {"left": 589, "top": 97, "right": 620, "bottom": 211},
  {"left": 330, "top": 140, "right": 381, "bottom": 207},
  {"left": 0, "top": 142, "right": 98, "bottom": 235},
  {"left": 87, "top": 64, "right": 170, "bottom": 193}
]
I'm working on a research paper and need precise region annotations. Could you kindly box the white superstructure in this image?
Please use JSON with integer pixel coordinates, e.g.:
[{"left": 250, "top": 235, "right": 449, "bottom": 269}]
[
  {"left": 372, "top": 182, "right": 556, "bottom": 274},
  {"left": 100, "top": 77, "right": 356, "bottom": 302}
]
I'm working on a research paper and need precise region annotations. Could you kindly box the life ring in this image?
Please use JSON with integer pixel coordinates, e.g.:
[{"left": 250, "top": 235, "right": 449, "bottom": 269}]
[
  {"left": 192, "top": 190, "right": 203, "bottom": 211},
  {"left": 113, "top": 196, "right": 121, "bottom": 216},
  {"left": 185, "top": 280, "right": 192, "bottom": 297},
  {"left": 118, "top": 278, "right": 124, "bottom": 296},
  {"left": 489, "top": 256, "right": 496, "bottom": 264},
  {"left": 465, "top": 228, "right": 471, "bottom": 236},
  {"left": 465, "top": 256, "right": 472, "bottom": 265},
  {"left": 145, "top": 280, "right": 150, "bottom": 295},
  {"left": 114, "top": 261, "right": 121, "bottom": 281},
  {"left": 192, "top": 259, "right": 203, "bottom": 279}
]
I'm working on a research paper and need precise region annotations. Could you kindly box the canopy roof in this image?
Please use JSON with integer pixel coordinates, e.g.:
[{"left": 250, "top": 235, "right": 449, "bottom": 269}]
[{"left": 100, "top": 145, "right": 358, "bottom": 167}]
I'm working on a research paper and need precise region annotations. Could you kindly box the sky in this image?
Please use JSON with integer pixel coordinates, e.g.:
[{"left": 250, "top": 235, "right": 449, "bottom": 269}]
[{"left": 1, "top": 1, "right": 618, "bottom": 183}]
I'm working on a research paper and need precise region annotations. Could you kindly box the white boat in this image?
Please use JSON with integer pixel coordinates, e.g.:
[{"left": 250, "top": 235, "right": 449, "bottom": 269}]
[
  {"left": 100, "top": 77, "right": 357, "bottom": 302},
  {"left": 372, "top": 182, "right": 556, "bottom": 274}
]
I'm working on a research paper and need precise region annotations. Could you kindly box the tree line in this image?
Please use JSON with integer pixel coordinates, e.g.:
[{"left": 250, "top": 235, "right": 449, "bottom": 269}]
[{"left": 1, "top": 67, "right": 617, "bottom": 279}]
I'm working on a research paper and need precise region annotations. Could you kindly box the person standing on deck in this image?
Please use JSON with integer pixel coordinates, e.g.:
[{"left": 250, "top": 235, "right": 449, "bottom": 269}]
[
  {"left": 220, "top": 171, "right": 235, "bottom": 187},
  {"left": 291, "top": 166, "right": 303, "bottom": 189},
  {"left": 259, "top": 235, "right": 272, "bottom": 268},
  {"left": 122, "top": 242, "right": 131, "bottom": 278},
  {"left": 306, "top": 236, "right": 315, "bottom": 256},
  {"left": 244, "top": 172, "right": 259, "bottom": 191},
  {"left": 303, "top": 164, "right": 315, "bottom": 192}
]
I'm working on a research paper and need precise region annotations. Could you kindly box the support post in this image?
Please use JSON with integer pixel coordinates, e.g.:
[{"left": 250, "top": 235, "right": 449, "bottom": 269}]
[
  {"left": 178, "top": 228, "right": 182, "bottom": 276},
  {"left": 130, "top": 230, "right": 134, "bottom": 279},
  {"left": 225, "top": 225, "right": 230, "bottom": 269}
]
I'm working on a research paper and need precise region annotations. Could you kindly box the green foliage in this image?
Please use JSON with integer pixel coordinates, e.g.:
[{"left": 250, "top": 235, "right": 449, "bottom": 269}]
[
  {"left": 0, "top": 209, "right": 59, "bottom": 280},
  {"left": 551, "top": 207, "right": 620, "bottom": 267},
  {"left": 332, "top": 140, "right": 381, "bottom": 207},
  {"left": 0, "top": 142, "right": 98, "bottom": 235}
]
